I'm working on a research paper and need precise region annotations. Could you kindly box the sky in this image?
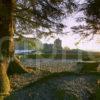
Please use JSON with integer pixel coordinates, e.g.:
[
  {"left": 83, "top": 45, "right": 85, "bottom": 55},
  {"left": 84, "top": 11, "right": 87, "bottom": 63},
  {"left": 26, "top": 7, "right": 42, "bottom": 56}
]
[
  {"left": 39, "top": 10, "right": 100, "bottom": 52},
  {"left": 24, "top": 0, "right": 100, "bottom": 52},
  {"left": 41, "top": 0, "right": 100, "bottom": 52},
  {"left": 25, "top": 13, "right": 100, "bottom": 52},
  {"left": 40, "top": 34, "right": 100, "bottom": 52}
]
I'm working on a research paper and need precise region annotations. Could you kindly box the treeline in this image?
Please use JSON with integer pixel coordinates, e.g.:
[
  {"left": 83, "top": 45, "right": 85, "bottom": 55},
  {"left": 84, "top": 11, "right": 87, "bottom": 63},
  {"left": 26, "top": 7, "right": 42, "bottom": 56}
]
[{"left": 17, "top": 49, "right": 100, "bottom": 61}]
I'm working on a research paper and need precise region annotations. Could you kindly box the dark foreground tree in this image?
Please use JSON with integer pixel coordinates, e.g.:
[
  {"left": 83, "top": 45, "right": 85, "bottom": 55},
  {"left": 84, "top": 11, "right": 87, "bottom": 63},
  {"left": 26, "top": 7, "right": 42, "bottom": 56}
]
[
  {"left": 0, "top": 0, "right": 14, "bottom": 98},
  {"left": 0, "top": 0, "right": 77, "bottom": 99},
  {"left": 72, "top": 0, "right": 100, "bottom": 39},
  {"left": 0, "top": 1, "right": 28, "bottom": 99}
]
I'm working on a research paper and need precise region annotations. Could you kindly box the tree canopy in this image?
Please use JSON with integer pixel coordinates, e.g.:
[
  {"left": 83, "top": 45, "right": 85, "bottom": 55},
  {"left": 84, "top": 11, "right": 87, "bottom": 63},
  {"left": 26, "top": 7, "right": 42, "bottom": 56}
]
[
  {"left": 15, "top": 0, "right": 77, "bottom": 37},
  {"left": 72, "top": 0, "right": 100, "bottom": 38}
]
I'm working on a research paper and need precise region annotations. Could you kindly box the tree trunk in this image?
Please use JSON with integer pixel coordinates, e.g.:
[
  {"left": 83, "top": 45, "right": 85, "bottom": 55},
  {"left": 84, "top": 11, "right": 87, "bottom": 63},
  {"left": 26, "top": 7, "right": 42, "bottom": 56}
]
[
  {"left": 8, "top": 56, "right": 28, "bottom": 75},
  {"left": 0, "top": 0, "right": 14, "bottom": 97},
  {"left": 0, "top": 0, "right": 27, "bottom": 98},
  {"left": 0, "top": 58, "right": 10, "bottom": 96}
]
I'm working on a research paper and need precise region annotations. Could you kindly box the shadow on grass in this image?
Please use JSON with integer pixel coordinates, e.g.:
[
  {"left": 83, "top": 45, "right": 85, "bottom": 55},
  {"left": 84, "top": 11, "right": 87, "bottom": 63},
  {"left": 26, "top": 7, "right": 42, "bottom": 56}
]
[{"left": 5, "top": 71, "right": 100, "bottom": 100}]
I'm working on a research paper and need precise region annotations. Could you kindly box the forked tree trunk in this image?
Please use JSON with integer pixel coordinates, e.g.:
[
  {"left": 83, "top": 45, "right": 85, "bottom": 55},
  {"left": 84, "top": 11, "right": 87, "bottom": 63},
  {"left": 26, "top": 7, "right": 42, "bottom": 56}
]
[{"left": 0, "top": 0, "right": 27, "bottom": 98}]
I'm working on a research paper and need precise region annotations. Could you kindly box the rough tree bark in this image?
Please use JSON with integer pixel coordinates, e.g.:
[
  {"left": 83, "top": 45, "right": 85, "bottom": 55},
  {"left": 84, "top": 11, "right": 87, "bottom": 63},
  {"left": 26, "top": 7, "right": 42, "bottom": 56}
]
[{"left": 0, "top": 0, "right": 27, "bottom": 98}]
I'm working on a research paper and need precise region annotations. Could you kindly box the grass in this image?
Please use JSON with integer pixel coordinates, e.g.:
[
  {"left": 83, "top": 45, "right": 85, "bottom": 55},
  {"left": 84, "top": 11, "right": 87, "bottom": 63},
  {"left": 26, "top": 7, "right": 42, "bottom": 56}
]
[
  {"left": 77, "top": 62, "right": 99, "bottom": 73},
  {"left": 4, "top": 58, "right": 100, "bottom": 100},
  {"left": 12, "top": 67, "right": 100, "bottom": 100},
  {"left": 5, "top": 70, "right": 100, "bottom": 100},
  {"left": 10, "top": 71, "right": 79, "bottom": 92},
  {"left": 17, "top": 53, "right": 79, "bottom": 59},
  {"left": 54, "top": 89, "right": 77, "bottom": 100},
  {"left": 15, "top": 71, "right": 99, "bottom": 91},
  {"left": 95, "top": 86, "right": 100, "bottom": 100},
  {"left": 4, "top": 68, "right": 100, "bottom": 100}
]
